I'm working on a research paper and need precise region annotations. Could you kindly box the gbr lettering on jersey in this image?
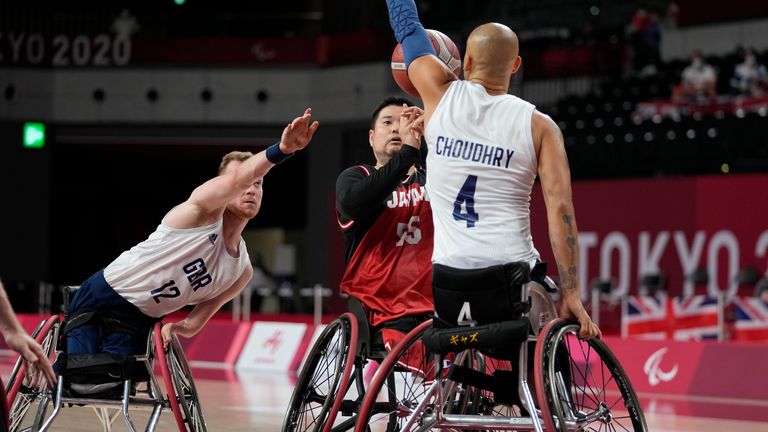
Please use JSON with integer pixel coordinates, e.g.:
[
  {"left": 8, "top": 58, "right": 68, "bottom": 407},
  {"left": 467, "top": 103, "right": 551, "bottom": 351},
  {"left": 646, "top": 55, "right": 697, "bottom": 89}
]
[{"left": 150, "top": 257, "right": 212, "bottom": 303}]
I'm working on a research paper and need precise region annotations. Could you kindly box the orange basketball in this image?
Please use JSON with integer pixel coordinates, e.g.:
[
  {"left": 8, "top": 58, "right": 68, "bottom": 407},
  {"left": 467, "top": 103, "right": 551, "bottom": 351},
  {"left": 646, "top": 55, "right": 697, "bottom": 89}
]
[{"left": 391, "top": 29, "right": 462, "bottom": 98}]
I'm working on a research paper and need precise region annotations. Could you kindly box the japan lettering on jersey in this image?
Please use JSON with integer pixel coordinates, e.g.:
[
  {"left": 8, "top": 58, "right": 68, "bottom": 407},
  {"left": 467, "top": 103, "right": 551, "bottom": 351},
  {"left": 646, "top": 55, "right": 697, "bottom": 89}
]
[{"left": 339, "top": 168, "right": 434, "bottom": 327}]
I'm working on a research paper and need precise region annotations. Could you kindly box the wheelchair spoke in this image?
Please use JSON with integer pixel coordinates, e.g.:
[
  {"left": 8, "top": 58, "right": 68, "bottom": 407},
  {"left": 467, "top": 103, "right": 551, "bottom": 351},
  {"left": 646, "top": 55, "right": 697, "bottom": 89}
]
[
  {"left": 283, "top": 316, "right": 356, "bottom": 432},
  {"left": 539, "top": 320, "right": 647, "bottom": 432}
]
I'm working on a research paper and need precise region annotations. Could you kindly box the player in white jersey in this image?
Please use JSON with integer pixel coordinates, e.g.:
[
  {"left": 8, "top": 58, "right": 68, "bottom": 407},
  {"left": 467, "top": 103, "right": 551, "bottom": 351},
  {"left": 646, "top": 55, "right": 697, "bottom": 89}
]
[
  {"left": 387, "top": 0, "right": 599, "bottom": 339},
  {"left": 65, "top": 109, "right": 319, "bottom": 360}
]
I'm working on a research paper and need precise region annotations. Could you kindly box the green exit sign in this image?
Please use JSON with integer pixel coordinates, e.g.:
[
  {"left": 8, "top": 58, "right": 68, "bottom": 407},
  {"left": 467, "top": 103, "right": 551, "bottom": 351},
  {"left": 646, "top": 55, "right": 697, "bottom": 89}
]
[{"left": 23, "top": 122, "right": 46, "bottom": 148}]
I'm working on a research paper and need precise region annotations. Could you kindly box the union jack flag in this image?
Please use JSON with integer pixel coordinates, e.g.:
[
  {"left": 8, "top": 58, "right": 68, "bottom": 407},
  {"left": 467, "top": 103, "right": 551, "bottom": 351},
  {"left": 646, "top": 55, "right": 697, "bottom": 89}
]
[
  {"left": 726, "top": 297, "right": 768, "bottom": 341},
  {"left": 622, "top": 294, "right": 723, "bottom": 341}
]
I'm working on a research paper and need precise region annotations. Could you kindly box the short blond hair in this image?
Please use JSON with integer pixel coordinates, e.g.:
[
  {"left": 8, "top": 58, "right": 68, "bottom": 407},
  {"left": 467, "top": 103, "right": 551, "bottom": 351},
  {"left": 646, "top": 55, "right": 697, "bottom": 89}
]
[{"left": 218, "top": 151, "right": 254, "bottom": 174}]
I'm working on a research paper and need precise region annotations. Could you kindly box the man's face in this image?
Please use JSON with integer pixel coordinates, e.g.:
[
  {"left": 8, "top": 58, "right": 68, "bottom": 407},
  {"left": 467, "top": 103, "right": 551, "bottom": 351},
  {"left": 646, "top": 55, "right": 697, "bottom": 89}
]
[
  {"left": 369, "top": 104, "right": 405, "bottom": 166},
  {"left": 224, "top": 161, "right": 263, "bottom": 219}
]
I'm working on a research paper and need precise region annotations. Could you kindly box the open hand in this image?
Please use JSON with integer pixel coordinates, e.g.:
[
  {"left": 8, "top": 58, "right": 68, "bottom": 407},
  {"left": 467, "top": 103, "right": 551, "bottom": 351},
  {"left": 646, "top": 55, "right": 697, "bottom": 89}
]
[
  {"left": 399, "top": 104, "right": 425, "bottom": 147},
  {"left": 279, "top": 108, "right": 320, "bottom": 153},
  {"left": 5, "top": 331, "right": 57, "bottom": 389}
]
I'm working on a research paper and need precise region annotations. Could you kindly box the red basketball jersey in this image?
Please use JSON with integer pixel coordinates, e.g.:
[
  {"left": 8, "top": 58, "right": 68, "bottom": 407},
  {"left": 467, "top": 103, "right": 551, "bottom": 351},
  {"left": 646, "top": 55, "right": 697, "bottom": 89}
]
[{"left": 337, "top": 163, "right": 434, "bottom": 327}]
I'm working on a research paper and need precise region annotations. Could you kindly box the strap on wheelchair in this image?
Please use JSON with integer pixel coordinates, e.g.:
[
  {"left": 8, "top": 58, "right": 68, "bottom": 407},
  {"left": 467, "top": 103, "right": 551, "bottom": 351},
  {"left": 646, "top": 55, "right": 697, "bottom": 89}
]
[
  {"left": 55, "top": 352, "right": 149, "bottom": 384},
  {"left": 422, "top": 318, "right": 529, "bottom": 358},
  {"left": 62, "top": 310, "right": 145, "bottom": 340}
]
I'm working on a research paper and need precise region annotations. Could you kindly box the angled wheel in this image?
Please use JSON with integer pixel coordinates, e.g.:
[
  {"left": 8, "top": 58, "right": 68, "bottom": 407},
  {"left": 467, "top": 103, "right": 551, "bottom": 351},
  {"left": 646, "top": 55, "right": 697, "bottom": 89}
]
[
  {"left": 282, "top": 313, "right": 357, "bottom": 432},
  {"left": 155, "top": 322, "right": 208, "bottom": 432},
  {"left": 535, "top": 318, "right": 647, "bottom": 432},
  {"left": 5, "top": 315, "right": 61, "bottom": 432},
  {"left": 354, "top": 319, "right": 433, "bottom": 432}
]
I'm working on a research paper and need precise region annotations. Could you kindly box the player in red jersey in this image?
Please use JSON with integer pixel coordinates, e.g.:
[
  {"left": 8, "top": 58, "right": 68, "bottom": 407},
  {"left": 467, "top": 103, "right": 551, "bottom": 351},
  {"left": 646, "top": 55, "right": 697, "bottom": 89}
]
[{"left": 336, "top": 96, "right": 432, "bottom": 350}]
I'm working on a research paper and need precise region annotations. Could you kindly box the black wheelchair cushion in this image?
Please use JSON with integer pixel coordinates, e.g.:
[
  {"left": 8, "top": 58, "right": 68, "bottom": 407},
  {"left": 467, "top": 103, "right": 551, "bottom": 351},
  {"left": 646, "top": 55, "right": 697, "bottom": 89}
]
[
  {"left": 422, "top": 319, "right": 529, "bottom": 359},
  {"left": 56, "top": 353, "right": 150, "bottom": 384}
]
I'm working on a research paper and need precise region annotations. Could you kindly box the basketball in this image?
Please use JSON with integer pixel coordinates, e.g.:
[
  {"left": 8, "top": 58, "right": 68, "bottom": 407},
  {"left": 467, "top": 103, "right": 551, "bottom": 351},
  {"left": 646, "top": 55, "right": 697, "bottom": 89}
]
[{"left": 391, "top": 29, "right": 462, "bottom": 98}]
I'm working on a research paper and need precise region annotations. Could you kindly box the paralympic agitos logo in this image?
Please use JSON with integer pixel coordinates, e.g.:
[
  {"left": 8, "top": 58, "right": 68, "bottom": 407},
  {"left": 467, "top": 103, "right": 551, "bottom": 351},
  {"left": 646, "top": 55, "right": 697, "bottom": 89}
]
[{"left": 643, "top": 347, "right": 679, "bottom": 386}]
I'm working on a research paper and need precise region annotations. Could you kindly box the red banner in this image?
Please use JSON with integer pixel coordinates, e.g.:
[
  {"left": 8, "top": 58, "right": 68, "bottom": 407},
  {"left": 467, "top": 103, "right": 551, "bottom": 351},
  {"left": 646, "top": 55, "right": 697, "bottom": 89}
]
[
  {"left": 605, "top": 336, "right": 768, "bottom": 401},
  {"left": 530, "top": 174, "right": 768, "bottom": 298}
]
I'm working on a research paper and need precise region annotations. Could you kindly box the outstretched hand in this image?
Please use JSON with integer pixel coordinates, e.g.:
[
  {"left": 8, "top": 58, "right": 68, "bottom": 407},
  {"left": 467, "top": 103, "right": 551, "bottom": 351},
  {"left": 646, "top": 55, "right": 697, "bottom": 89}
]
[
  {"left": 5, "top": 331, "right": 56, "bottom": 389},
  {"left": 400, "top": 104, "right": 425, "bottom": 147},
  {"left": 279, "top": 108, "right": 320, "bottom": 154},
  {"left": 559, "top": 295, "right": 602, "bottom": 340}
]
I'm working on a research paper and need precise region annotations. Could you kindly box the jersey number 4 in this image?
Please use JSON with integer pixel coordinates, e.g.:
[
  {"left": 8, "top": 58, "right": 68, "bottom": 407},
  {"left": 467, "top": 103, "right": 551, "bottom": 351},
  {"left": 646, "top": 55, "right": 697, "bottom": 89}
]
[{"left": 453, "top": 175, "right": 479, "bottom": 228}]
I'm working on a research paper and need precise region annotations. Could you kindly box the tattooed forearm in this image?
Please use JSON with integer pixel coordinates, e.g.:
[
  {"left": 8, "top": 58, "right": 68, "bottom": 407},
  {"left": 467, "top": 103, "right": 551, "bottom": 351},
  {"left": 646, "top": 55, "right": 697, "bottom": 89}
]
[{"left": 558, "top": 213, "right": 578, "bottom": 294}]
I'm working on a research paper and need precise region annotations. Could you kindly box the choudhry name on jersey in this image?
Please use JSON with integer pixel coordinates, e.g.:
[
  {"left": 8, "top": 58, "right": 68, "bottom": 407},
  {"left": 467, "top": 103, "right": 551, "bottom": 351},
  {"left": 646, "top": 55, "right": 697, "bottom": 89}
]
[
  {"left": 434, "top": 135, "right": 515, "bottom": 169},
  {"left": 386, "top": 184, "right": 429, "bottom": 208}
]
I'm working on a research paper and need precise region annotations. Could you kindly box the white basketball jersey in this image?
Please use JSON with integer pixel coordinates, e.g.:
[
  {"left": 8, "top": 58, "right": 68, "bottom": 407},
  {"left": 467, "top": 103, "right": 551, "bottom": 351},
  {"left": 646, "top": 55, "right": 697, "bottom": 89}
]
[
  {"left": 425, "top": 80, "right": 540, "bottom": 269},
  {"left": 104, "top": 219, "right": 250, "bottom": 317}
]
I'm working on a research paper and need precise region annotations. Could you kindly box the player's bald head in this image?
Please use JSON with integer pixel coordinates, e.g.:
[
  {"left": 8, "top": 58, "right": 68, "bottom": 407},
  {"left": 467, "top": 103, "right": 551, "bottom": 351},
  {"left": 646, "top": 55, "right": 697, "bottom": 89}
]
[{"left": 465, "top": 23, "right": 520, "bottom": 79}]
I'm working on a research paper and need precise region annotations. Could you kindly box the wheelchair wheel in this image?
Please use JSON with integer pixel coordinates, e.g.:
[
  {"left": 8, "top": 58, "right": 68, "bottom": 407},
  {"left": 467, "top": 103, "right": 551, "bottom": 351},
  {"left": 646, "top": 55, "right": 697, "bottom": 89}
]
[
  {"left": 534, "top": 318, "right": 647, "bottom": 432},
  {"left": 5, "top": 315, "right": 60, "bottom": 432},
  {"left": 282, "top": 313, "right": 357, "bottom": 432},
  {"left": 154, "top": 323, "right": 208, "bottom": 432},
  {"left": 354, "top": 319, "right": 433, "bottom": 432}
]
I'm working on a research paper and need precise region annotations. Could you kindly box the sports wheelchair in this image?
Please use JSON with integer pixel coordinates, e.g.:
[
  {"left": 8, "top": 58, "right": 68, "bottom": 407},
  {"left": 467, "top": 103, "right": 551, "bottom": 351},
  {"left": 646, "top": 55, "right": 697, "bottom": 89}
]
[
  {"left": 4, "top": 289, "right": 206, "bottom": 432},
  {"left": 350, "top": 271, "right": 647, "bottom": 432},
  {"left": 281, "top": 297, "right": 434, "bottom": 432}
]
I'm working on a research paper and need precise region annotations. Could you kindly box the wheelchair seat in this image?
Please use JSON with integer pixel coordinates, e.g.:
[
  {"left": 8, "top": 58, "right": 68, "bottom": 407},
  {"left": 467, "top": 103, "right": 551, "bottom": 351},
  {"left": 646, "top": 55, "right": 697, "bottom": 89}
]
[{"left": 5, "top": 312, "right": 208, "bottom": 432}]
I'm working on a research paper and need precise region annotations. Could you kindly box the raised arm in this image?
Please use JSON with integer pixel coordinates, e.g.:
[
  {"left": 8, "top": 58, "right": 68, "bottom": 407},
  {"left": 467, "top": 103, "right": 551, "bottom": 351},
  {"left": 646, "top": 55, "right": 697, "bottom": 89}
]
[
  {"left": 336, "top": 107, "right": 425, "bottom": 220},
  {"left": 386, "top": 0, "right": 456, "bottom": 117},
  {"left": 168, "top": 109, "right": 319, "bottom": 227},
  {"left": 533, "top": 111, "right": 600, "bottom": 339}
]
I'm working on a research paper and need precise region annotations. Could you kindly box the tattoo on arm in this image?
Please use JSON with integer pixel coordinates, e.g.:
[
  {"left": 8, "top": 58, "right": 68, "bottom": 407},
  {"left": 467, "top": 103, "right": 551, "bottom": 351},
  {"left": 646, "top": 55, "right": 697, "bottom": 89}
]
[{"left": 557, "top": 214, "right": 578, "bottom": 294}]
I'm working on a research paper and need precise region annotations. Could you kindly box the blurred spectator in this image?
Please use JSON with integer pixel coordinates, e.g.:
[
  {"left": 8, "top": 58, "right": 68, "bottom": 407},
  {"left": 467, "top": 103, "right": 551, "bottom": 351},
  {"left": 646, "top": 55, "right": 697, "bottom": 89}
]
[
  {"left": 674, "top": 51, "right": 718, "bottom": 103},
  {"left": 730, "top": 48, "right": 768, "bottom": 97},
  {"left": 661, "top": 1, "right": 680, "bottom": 29},
  {"left": 628, "top": 7, "right": 651, "bottom": 72},
  {"left": 628, "top": 6, "right": 662, "bottom": 75},
  {"left": 640, "top": 11, "right": 662, "bottom": 76}
]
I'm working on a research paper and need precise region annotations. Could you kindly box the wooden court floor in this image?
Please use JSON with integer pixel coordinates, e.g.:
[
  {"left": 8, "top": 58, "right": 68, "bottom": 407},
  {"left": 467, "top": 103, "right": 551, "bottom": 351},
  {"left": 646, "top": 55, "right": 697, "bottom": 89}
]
[{"left": 5, "top": 368, "right": 766, "bottom": 431}]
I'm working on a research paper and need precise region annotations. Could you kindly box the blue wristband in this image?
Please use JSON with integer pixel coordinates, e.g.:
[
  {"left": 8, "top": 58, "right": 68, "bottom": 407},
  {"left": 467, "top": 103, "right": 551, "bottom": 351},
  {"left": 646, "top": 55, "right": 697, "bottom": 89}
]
[{"left": 266, "top": 142, "right": 294, "bottom": 164}]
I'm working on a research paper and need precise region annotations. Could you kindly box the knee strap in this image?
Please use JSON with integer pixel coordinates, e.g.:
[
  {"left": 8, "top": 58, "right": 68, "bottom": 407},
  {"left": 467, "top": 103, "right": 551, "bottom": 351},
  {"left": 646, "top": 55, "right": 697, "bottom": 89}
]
[
  {"left": 63, "top": 310, "right": 145, "bottom": 340},
  {"left": 62, "top": 311, "right": 98, "bottom": 337}
]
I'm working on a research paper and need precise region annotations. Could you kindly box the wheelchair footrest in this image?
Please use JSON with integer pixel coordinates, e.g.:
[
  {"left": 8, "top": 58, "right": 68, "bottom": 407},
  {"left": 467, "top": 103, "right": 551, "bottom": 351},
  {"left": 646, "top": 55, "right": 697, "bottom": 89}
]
[{"left": 422, "top": 320, "right": 529, "bottom": 357}]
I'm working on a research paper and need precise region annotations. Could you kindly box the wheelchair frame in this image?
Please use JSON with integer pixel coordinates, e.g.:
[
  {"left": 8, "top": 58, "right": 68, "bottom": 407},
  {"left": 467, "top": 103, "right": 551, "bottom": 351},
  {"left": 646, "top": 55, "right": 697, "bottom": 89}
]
[
  {"left": 4, "top": 316, "right": 207, "bottom": 432},
  {"left": 351, "top": 280, "right": 648, "bottom": 432}
]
